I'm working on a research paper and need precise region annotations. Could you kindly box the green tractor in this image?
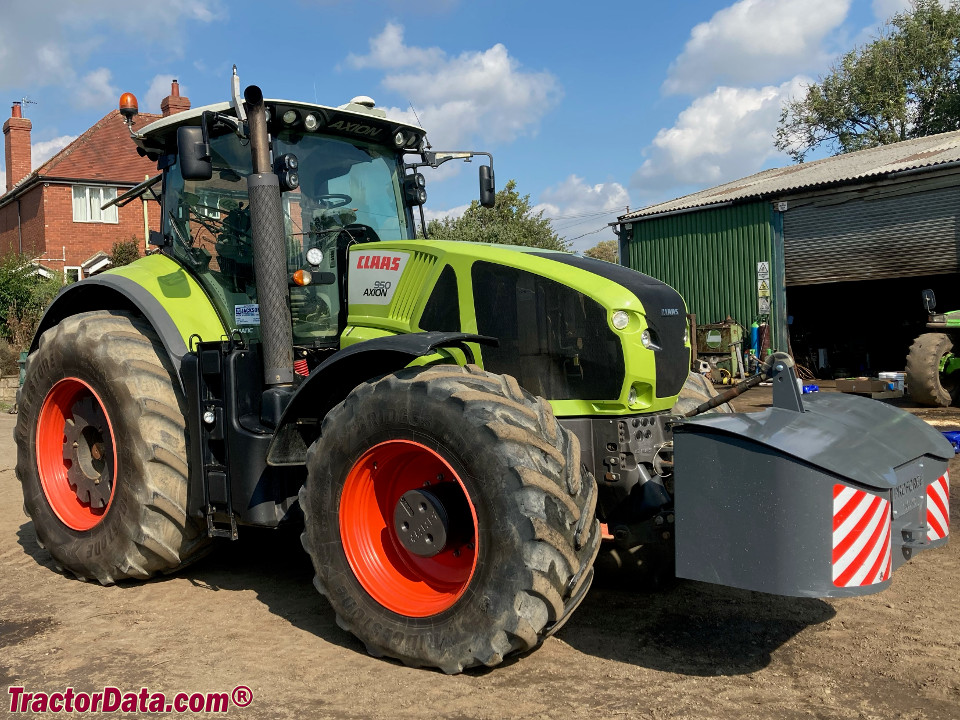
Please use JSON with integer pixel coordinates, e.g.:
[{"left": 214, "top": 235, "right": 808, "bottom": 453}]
[
  {"left": 906, "top": 288, "right": 960, "bottom": 406},
  {"left": 14, "top": 72, "right": 952, "bottom": 674}
]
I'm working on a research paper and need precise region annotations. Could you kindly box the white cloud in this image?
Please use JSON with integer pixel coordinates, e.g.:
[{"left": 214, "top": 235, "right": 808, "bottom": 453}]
[
  {"left": 32, "top": 135, "right": 78, "bottom": 168},
  {"left": 423, "top": 204, "right": 470, "bottom": 224},
  {"left": 73, "top": 68, "right": 118, "bottom": 110},
  {"left": 634, "top": 76, "right": 808, "bottom": 200},
  {"left": 144, "top": 75, "right": 188, "bottom": 114},
  {"left": 0, "top": 169, "right": 5, "bottom": 190},
  {"left": 664, "top": 0, "right": 850, "bottom": 95},
  {"left": 346, "top": 22, "right": 445, "bottom": 70},
  {"left": 348, "top": 23, "right": 561, "bottom": 148},
  {"left": 0, "top": 1, "right": 222, "bottom": 103},
  {"left": 533, "top": 175, "right": 629, "bottom": 252}
]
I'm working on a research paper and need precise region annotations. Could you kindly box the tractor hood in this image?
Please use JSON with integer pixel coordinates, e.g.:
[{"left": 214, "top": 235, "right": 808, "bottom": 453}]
[
  {"left": 344, "top": 240, "right": 691, "bottom": 413},
  {"left": 528, "top": 252, "right": 689, "bottom": 399}
]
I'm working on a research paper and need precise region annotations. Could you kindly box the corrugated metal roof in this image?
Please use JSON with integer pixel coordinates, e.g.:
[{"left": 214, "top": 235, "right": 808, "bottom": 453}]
[{"left": 621, "top": 130, "right": 960, "bottom": 221}]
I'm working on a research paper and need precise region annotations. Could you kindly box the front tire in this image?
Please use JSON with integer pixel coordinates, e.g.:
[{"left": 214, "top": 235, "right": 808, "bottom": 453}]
[
  {"left": 671, "top": 371, "right": 734, "bottom": 415},
  {"left": 299, "top": 365, "right": 600, "bottom": 673},
  {"left": 906, "top": 333, "right": 959, "bottom": 407},
  {"left": 14, "top": 311, "right": 208, "bottom": 584}
]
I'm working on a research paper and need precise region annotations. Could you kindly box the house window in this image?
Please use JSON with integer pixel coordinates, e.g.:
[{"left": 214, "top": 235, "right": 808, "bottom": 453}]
[
  {"left": 65, "top": 267, "right": 82, "bottom": 284},
  {"left": 72, "top": 186, "right": 118, "bottom": 223}
]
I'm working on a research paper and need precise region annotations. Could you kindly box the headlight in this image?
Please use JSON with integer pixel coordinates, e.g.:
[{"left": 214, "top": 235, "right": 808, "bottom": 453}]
[
  {"left": 612, "top": 310, "right": 630, "bottom": 330},
  {"left": 394, "top": 131, "right": 406, "bottom": 147},
  {"left": 304, "top": 114, "right": 319, "bottom": 131},
  {"left": 641, "top": 329, "right": 660, "bottom": 350},
  {"left": 628, "top": 386, "right": 638, "bottom": 405},
  {"left": 306, "top": 248, "right": 323, "bottom": 266},
  {"left": 282, "top": 109, "right": 298, "bottom": 125}
]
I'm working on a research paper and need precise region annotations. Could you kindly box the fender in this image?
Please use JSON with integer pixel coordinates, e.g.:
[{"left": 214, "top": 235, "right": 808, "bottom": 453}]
[
  {"left": 32, "top": 275, "right": 193, "bottom": 383},
  {"left": 266, "top": 331, "right": 496, "bottom": 466}
]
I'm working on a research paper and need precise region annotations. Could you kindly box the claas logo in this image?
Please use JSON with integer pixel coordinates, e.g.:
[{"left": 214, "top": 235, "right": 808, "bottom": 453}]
[{"left": 356, "top": 255, "right": 402, "bottom": 271}]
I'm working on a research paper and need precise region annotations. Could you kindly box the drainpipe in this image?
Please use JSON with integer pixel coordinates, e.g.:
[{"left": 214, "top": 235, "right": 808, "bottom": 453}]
[{"left": 142, "top": 174, "right": 150, "bottom": 253}]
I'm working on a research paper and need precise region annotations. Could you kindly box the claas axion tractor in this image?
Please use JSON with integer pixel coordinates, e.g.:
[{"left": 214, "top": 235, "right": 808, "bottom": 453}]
[{"left": 14, "top": 70, "right": 952, "bottom": 673}]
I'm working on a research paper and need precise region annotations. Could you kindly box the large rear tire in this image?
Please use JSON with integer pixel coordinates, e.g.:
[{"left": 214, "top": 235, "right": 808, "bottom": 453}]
[
  {"left": 14, "top": 311, "right": 209, "bottom": 584},
  {"left": 906, "top": 332, "right": 959, "bottom": 407},
  {"left": 299, "top": 364, "right": 600, "bottom": 673}
]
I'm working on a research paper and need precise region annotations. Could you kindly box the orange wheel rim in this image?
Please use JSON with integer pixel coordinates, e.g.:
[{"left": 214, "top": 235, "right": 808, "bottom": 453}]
[
  {"left": 339, "top": 440, "right": 478, "bottom": 617},
  {"left": 36, "top": 378, "right": 117, "bottom": 531}
]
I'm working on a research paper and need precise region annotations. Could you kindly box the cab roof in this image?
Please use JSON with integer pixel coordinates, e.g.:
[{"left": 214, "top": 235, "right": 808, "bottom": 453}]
[{"left": 134, "top": 98, "right": 426, "bottom": 156}]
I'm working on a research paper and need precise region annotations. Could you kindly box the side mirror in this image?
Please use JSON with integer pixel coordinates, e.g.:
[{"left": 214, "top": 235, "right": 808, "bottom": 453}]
[
  {"left": 177, "top": 126, "right": 212, "bottom": 181},
  {"left": 922, "top": 288, "right": 937, "bottom": 313},
  {"left": 479, "top": 165, "right": 495, "bottom": 208}
]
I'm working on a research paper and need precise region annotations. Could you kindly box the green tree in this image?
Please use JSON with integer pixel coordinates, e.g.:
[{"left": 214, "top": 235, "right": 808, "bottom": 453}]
[
  {"left": 109, "top": 236, "right": 141, "bottom": 267},
  {"left": 584, "top": 239, "right": 618, "bottom": 263},
  {"left": 423, "top": 179, "right": 568, "bottom": 251},
  {"left": 776, "top": 0, "right": 960, "bottom": 162}
]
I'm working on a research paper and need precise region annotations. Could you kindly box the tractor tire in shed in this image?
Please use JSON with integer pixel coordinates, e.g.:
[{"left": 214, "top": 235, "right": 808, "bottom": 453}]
[
  {"left": 15, "top": 310, "right": 209, "bottom": 584},
  {"left": 671, "top": 371, "right": 735, "bottom": 415},
  {"left": 299, "top": 364, "right": 601, "bottom": 673},
  {"left": 906, "top": 332, "right": 960, "bottom": 407}
]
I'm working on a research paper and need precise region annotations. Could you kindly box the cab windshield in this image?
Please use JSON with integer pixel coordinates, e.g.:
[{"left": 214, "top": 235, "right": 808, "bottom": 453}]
[{"left": 163, "top": 129, "right": 410, "bottom": 345}]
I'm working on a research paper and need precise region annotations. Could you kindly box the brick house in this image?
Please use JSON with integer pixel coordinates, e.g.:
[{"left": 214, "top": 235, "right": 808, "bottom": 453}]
[{"left": 0, "top": 81, "right": 191, "bottom": 281}]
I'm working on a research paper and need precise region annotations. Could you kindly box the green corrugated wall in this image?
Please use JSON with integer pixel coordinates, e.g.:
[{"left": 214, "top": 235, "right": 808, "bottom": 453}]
[{"left": 625, "top": 201, "right": 776, "bottom": 343}]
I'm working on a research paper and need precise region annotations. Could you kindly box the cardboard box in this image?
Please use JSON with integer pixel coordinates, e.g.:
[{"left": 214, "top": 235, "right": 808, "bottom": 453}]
[{"left": 836, "top": 378, "right": 902, "bottom": 398}]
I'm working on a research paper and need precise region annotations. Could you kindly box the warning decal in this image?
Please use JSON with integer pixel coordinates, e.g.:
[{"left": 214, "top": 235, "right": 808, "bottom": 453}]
[
  {"left": 927, "top": 471, "right": 950, "bottom": 541},
  {"left": 348, "top": 251, "right": 410, "bottom": 306},
  {"left": 832, "top": 484, "right": 891, "bottom": 588}
]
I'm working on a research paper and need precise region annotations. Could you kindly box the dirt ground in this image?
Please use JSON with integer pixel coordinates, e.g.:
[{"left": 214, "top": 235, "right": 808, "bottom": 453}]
[{"left": 1, "top": 385, "right": 958, "bottom": 720}]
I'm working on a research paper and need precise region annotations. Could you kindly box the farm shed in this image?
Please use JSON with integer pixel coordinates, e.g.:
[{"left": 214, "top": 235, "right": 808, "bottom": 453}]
[{"left": 615, "top": 131, "right": 960, "bottom": 375}]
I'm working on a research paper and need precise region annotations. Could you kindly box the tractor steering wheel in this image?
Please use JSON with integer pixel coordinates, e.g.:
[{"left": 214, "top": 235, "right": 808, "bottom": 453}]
[{"left": 317, "top": 194, "right": 353, "bottom": 209}]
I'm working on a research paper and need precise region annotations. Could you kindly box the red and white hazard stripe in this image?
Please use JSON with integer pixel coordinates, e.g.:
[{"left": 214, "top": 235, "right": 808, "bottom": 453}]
[
  {"left": 832, "top": 484, "right": 891, "bottom": 588},
  {"left": 927, "top": 471, "right": 950, "bottom": 542}
]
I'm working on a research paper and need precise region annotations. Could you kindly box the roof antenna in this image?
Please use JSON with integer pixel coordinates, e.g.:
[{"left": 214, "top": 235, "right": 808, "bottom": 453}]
[
  {"left": 409, "top": 102, "right": 431, "bottom": 149},
  {"left": 20, "top": 96, "right": 37, "bottom": 110},
  {"left": 231, "top": 65, "right": 247, "bottom": 124}
]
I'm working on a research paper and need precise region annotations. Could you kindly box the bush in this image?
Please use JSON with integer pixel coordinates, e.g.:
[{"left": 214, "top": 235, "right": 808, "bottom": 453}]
[
  {"left": 0, "top": 254, "right": 62, "bottom": 350},
  {"left": 109, "top": 236, "right": 141, "bottom": 267},
  {"left": 0, "top": 338, "right": 19, "bottom": 376}
]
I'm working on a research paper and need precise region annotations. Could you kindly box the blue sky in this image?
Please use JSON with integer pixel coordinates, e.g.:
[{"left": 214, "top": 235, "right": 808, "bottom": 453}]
[{"left": 0, "top": 0, "right": 916, "bottom": 251}]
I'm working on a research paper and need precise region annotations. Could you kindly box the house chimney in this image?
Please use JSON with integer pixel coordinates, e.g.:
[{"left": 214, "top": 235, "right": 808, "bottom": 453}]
[
  {"left": 160, "top": 80, "right": 191, "bottom": 117},
  {"left": 3, "top": 102, "right": 32, "bottom": 193}
]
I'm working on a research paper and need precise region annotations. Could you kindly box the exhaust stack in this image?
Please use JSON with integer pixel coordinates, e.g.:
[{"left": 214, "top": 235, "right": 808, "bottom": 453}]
[{"left": 243, "top": 85, "right": 295, "bottom": 424}]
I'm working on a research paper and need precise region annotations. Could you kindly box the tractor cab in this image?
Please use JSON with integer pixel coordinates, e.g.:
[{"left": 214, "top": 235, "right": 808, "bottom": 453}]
[
  {"left": 146, "top": 100, "right": 420, "bottom": 349},
  {"left": 162, "top": 122, "right": 411, "bottom": 347},
  {"left": 123, "top": 82, "right": 492, "bottom": 354}
]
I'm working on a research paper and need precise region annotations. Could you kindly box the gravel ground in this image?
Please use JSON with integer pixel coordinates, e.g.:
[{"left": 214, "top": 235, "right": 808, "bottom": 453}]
[{"left": 1, "top": 384, "right": 957, "bottom": 719}]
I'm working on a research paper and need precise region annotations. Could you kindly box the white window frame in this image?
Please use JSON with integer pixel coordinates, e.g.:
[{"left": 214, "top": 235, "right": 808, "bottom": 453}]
[
  {"left": 197, "top": 191, "right": 222, "bottom": 220},
  {"left": 64, "top": 266, "right": 83, "bottom": 284},
  {"left": 72, "top": 185, "right": 119, "bottom": 224}
]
